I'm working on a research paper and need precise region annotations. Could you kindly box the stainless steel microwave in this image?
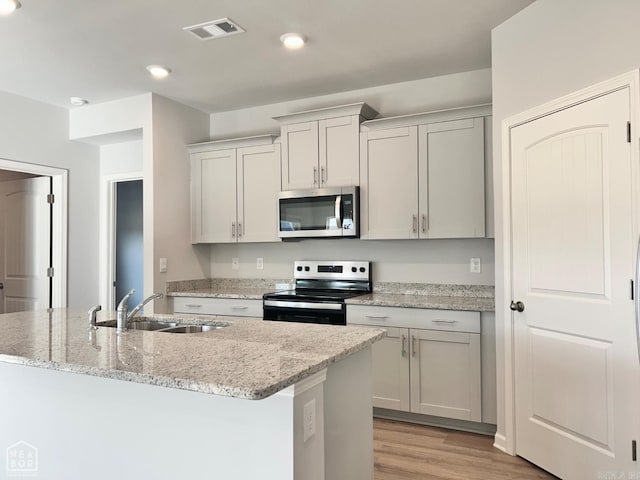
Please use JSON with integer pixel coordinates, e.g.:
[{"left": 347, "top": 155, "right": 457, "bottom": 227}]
[{"left": 278, "top": 186, "right": 359, "bottom": 239}]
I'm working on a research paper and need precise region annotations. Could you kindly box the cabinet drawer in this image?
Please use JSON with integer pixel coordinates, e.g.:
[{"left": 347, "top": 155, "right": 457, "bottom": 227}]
[
  {"left": 172, "top": 297, "right": 263, "bottom": 318},
  {"left": 347, "top": 305, "right": 479, "bottom": 333}
]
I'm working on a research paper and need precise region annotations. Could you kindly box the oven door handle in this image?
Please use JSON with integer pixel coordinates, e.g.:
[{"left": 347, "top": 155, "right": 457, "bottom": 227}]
[{"left": 264, "top": 300, "right": 344, "bottom": 311}]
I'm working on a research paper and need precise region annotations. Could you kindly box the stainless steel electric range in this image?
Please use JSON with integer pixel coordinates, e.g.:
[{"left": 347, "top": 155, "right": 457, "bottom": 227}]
[{"left": 263, "top": 260, "right": 371, "bottom": 325}]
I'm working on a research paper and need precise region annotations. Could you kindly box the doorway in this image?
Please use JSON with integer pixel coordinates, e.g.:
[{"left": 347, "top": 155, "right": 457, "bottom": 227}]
[
  {"left": 115, "top": 180, "right": 143, "bottom": 308},
  {"left": 0, "top": 160, "right": 67, "bottom": 310},
  {"left": 100, "top": 172, "right": 144, "bottom": 310}
]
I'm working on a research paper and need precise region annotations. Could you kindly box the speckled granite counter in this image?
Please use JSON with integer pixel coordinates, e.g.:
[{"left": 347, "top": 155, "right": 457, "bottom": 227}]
[
  {"left": 166, "top": 278, "right": 291, "bottom": 299},
  {"left": 0, "top": 308, "right": 383, "bottom": 400},
  {"left": 345, "top": 283, "right": 495, "bottom": 312}
]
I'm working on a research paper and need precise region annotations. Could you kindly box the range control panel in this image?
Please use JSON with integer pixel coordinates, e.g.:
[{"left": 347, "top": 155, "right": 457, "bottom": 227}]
[{"left": 294, "top": 261, "right": 370, "bottom": 281}]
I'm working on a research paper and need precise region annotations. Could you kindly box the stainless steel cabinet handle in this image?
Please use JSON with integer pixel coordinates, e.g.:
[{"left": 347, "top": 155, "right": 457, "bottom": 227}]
[
  {"left": 321, "top": 166, "right": 326, "bottom": 185},
  {"left": 231, "top": 222, "right": 236, "bottom": 239},
  {"left": 231, "top": 305, "right": 248, "bottom": 310},
  {"left": 185, "top": 304, "right": 202, "bottom": 308},
  {"left": 401, "top": 334, "right": 407, "bottom": 357},
  {"left": 411, "top": 335, "right": 417, "bottom": 357},
  {"left": 313, "top": 166, "right": 318, "bottom": 185},
  {"left": 412, "top": 214, "right": 418, "bottom": 234},
  {"left": 365, "top": 315, "right": 389, "bottom": 319},
  {"left": 421, "top": 214, "right": 427, "bottom": 233},
  {"left": 432, "top": 319, "right": 457, "bottom": 324},
  {"left": 238, "top": 222, "right": 243, "bottom": 238},
  {"left": 635, "top": 236, "right": 640, "bottom": 364}
]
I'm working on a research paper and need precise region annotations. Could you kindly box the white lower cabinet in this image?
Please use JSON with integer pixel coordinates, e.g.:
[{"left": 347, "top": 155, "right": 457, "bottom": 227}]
[
  {"left": 348, "top": 305, "right": 482, "bottom": 422},
  {"left": 172, "top": 297, "right": 263, "bottom": 318}
]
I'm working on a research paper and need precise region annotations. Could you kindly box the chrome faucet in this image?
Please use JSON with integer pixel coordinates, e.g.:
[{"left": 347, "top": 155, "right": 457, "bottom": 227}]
[
  {"left": 116, "top": 289, "right": 163, "bottom": 331},
  {"left": 128, "top": 292, "right": 164, "bottom": 320},
  {"left": 116, "top": 289, "right": 136, "bottom": 331},
  {"left": 88, "top": 304, "right": 102, "bottom": 328}
]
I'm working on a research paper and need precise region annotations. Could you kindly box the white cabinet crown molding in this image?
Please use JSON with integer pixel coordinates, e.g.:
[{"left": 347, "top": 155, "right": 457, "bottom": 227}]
[
  {"left": 361, "top": 104, "right": 492, "bottom": 131},
  {"left": 273, "top": 102, "right": 379, "bottom": 124},
  {"left": 187, "top": 134, "right": 279, "bottom": 154}
]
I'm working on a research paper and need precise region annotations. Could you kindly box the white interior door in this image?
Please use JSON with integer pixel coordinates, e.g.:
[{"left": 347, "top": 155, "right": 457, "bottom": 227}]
[
  {"left": 0, "top": 177, "right": 51, "bottom": 313},
  {"left": 511, "top": 87, "right": 639, "bottom": 477}
]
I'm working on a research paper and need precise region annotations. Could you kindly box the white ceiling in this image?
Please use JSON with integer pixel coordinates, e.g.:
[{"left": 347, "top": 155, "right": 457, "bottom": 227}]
[{"left": 0, "top": 0, "right": 534, "bottom": 113}]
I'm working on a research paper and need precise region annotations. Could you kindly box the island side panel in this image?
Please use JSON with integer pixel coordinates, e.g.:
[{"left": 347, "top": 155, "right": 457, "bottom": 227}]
[
  {"left": 324, "top": 346, "right": 374, "bottom": 480},
  {"left": 0, "top": 362, "right": 296, "bottom": 480}
]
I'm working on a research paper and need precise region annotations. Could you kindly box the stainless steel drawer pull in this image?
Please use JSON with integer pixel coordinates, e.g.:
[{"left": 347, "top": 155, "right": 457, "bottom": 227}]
[
  {"left": 411, "top": 335, "right": 417, "bottom": 357},
  {"left": 231, "top": 222, "right": 236, "bottom": 239},
  {"left": 401, "top": 334, "right": 407, "bottom": 357},
  {"left": 231, "top": 306, "right": 248, "bottom": 310},
  {"left": 185, "top": 304, "right": 202, "bottom": 308},
  {"left": 365, "top": 315, "right": 389, "bottom": 319},
  {"left": 412, "top": 214, "right": 418, "bottom": 234},
  {"left": 432, "top": 320, "right": 458, "bottom": 324},
  {"left": 313, "top": 166, "right": 318, "bottom": 185}
]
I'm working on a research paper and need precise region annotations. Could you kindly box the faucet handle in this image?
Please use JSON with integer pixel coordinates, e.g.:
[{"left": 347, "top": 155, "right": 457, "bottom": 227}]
[
  {"left": 88, "top": 304, "right": 102, "bottom": 328},
  {"left": 117, "top": 289, "right": 135, "bottom": 311}
]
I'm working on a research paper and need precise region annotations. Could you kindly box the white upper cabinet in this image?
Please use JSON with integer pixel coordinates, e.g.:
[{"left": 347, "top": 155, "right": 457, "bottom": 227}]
[
  {"left": 275, "top": 103, "right": 378, "bottom": 190},
  {"left": 418, "top": 117, "right": 485, "bottom": 238},
  {"left": 188, "top": 135, "right": 281, "bottom": 244},
  {"left": 360, "top": 105, "right": 490, "bottom": 240}
]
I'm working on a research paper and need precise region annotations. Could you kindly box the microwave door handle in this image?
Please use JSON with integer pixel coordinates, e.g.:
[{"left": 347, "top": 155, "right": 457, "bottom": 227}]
[{"left": 335, "top": 195, "right": 342, "bottom": 229}]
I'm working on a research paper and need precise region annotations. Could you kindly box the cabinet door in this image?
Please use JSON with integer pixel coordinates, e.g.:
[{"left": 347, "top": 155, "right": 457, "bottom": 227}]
[
  {"left": 191, "top": 149, "right": 237, "bottom": 243},
  {"left": 360, "top": 126, "right": 418, "bottom": 239},
  {"left": 237, "top": 143, "right": 281, "bottom": 243},
  {"left": 319, "top": 115, "right": 360, "bottom": 187},
  {"left": 281, "top": 121, "right": 319, "bottom": 190},
  {"left": 367, "top": 326, "right": 410, "bottom": 412},
  {"left": 409, "top": 328, "right": 481, "bottom": 422},
  {"left": 418, "top": 118, "right": 485, "bottom": 238}
]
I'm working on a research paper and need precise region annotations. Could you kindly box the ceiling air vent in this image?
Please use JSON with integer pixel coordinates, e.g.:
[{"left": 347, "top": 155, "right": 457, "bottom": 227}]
[{"left": 183, "top": 18, "right": 245, "bottom": 40}]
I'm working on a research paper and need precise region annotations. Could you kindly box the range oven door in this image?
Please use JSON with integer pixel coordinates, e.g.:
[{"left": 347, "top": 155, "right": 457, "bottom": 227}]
[
  {"left": 278, "top": 186, "right": 358, "bottom": 239},
  {"left": 263, "top": 300, "right": 346, "bottom": 325}
]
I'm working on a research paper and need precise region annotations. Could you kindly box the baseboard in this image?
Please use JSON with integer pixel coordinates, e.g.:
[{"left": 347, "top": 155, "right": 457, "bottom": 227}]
[
  {"left": 493, "top": 433, "right": 508, "bottom": 453},
  {"left": 373, "top": 408, "right": 497, "bottom": 436}
]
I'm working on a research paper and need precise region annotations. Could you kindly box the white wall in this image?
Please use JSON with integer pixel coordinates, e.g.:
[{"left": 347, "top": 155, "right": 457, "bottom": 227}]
[
  {"left": 150, "top": 95, "right": 210, "bottom": 312},
  {"left": 100, "top": 140, "right": 143, "bottom": 176},
  {"left": 211, "top": 239, "right": 495, "bottom": 285},
  {"left": 210, "top": 68, "right": 492, "bottom": 138},
  {"left": 491, "top": 0, "right": 640, "bottom": 449},
  {"left": 209, "top": 68, "right": 494, "bottom": 286},
  {"left": 0, "top": 90, "right": 99, "bottom": 308}
]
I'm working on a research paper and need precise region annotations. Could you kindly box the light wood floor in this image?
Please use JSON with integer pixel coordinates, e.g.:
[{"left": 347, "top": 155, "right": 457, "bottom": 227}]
[{"left": 374, "top": 418, "right": 558, "bottom": 480}]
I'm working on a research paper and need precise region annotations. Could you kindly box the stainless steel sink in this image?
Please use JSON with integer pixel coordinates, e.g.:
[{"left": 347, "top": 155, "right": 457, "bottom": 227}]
[
  {"left": 95, "top": 318, "right": 228, "bottom": 333},
  {"left": 159, "top": 324, "right": 226, "bottom": 334},
  {"left": 96, "top": 319, "right": 177, "bottom": 331}
]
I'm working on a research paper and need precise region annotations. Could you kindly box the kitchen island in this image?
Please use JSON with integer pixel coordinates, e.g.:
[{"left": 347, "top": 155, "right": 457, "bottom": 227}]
[{"left": 0, "top": 309, "right": 384, "bottom": 479}]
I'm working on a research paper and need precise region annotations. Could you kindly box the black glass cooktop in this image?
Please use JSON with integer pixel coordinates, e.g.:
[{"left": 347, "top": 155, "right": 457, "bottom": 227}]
[{"left": 263, "top": 289, "right": 366, "bottom": 302}]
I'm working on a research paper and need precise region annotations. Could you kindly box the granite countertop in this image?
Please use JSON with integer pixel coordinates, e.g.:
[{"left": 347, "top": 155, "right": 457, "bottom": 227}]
[
  {"left": 345, "top": 283, "right": 495, "bottom": 312},
  {"left": 165, "top": 278, "right": 290, "bottom": 299},
  {"left": 0, "top": 309, "right": 384, "bottom": 400},
  {"left": 345, "top": 293, "right": 495, "bottom": 312},
  {"left": 166, "top": 287, "right": 277, "bottom": 299}
]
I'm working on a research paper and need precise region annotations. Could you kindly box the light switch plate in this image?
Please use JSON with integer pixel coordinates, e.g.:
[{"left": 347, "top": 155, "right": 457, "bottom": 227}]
[
  {"left": 470, "top": 258, "right": 481, "bottom": 273},
  {"left": 303, "top": 399, "right": 316, "bottom": 442},
  {"left": 159, "top": 258, "right": 168, "bottom": 273},
  {"left": 256, "top": 257, "right": 264, "bottom": 270},
  {"left": 232, "top": 257, "right": 240, "bottom": 270}
]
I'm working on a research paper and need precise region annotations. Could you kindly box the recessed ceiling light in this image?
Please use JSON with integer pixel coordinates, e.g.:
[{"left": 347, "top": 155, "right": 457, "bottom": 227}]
[
  {"left": 69, "top": 97, "right": 89, "bottom": 106},
  {"left": 146, "top": 65, "right": 172, "bottom": 79},
  {"left": 280, "top": 33, "right": 306, "bottom": 50},
  {"left": 0, "top": 0, "right": 21, "bottom": 16}
]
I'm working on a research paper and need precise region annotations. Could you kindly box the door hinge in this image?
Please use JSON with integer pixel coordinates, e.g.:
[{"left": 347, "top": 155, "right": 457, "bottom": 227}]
[
  {"left": 632, "top": 279, "right": 635, "bottom": 300},
  {"left": 47, "top": 193, "right": 55, "bottom": 204},
  {"left": 627, "top": 121, "right": 631, "bottom": 143},
  {"left": 46, "top": 267, "right": 54, "bottom": 278},
  {"left": 633, "top": 440, "right": 637, "bottom": 462}
]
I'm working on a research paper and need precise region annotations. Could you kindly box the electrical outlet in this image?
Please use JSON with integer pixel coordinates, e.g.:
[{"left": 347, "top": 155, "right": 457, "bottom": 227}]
[
  {"left": 303, "top": 399, "right": 316, "bottom": 443},
  {"left": 232, "top": 257, "right": 240, "bottom": 270},
  {"left": 256, "top": 257, "right": 264, "bottom": 270},
  {"left": 470, "top": 258, "right": 481, "bottom": 273},
  {"left": 159, "top": 257, "right": 168, "bottom": 273}
]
